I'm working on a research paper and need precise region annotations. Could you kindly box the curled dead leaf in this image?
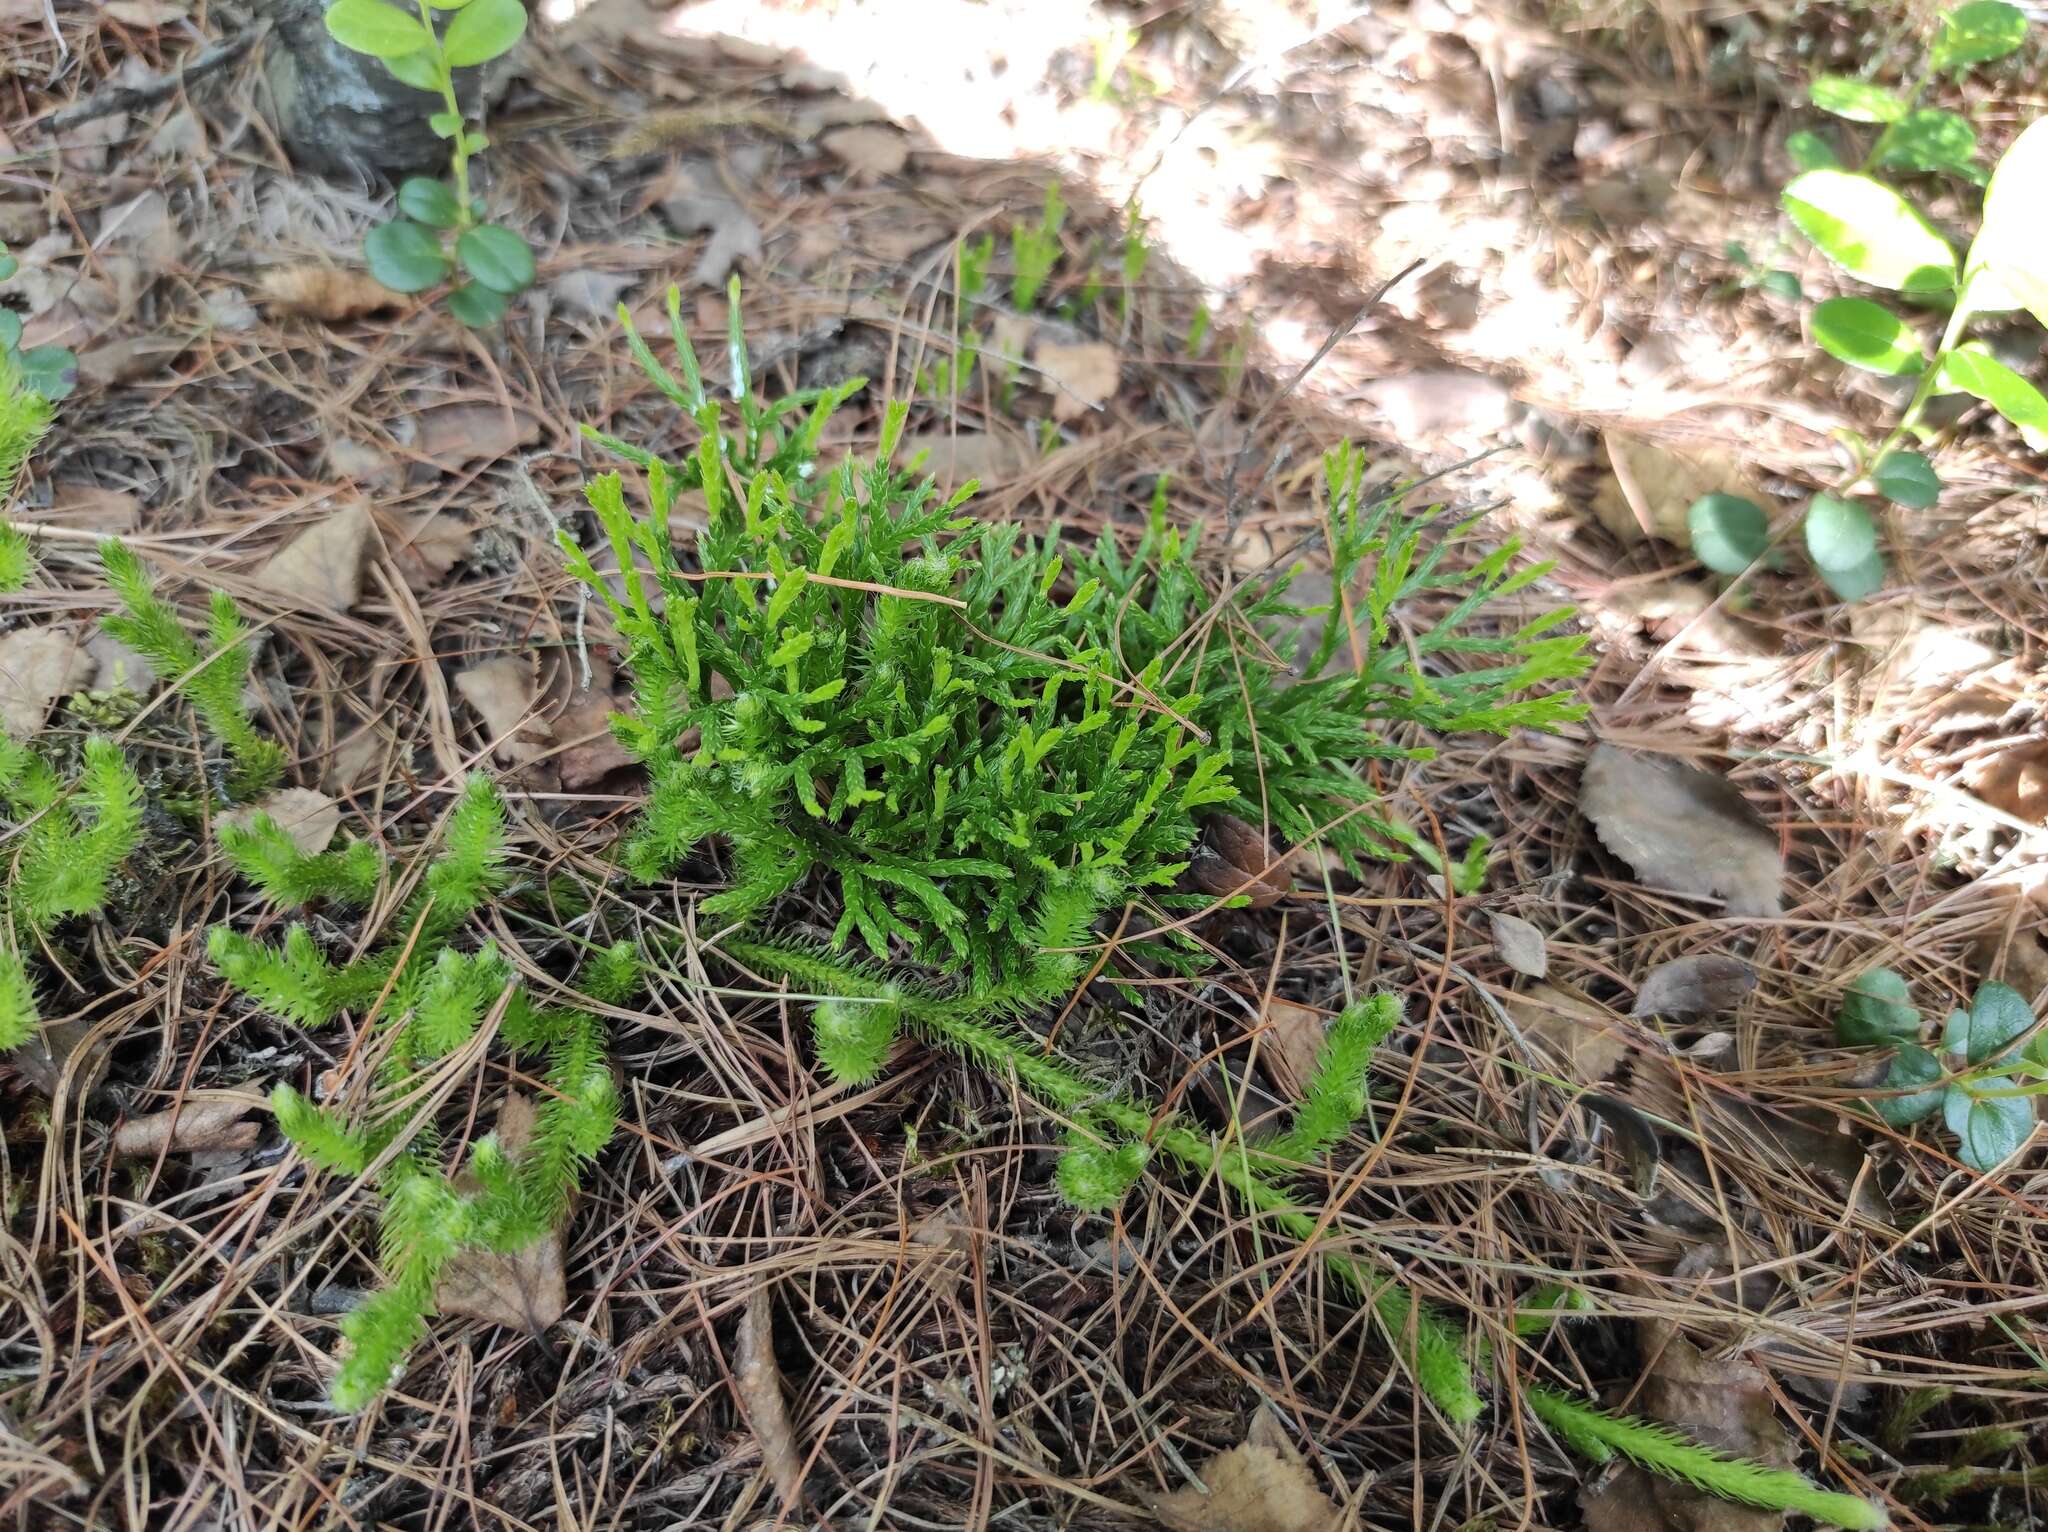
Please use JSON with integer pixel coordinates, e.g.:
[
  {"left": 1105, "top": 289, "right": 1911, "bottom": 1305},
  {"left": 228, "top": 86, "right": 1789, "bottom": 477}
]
[
  {"left": 112, "top": 1094, "right": 261, "bottom": 1158},
  {"left": 256, "top": 504, "right": 371, "bottom": 615},
  {"left": 1580, "top": 744, "right": 1782, "bottom": 917},
  {"left": 455, "top": 655, "right": 552, "bottom": 766},
  {"left": 217, "top": 787, "right": 342, "bottom": 857},
  {"left": 1033, "top": 339, "right": 1120, "bottom": 422},
  {"left": 821, "top": 124, "right": 909, "bottom": 178},
  {"left": 1509, "top": 982, "right": 1630, "bottom": 1081},
  {"left": 416, "top": 403, "right": 544, "bottom": 470},
  {"left": 1489, "top": 911, "right": 1549, "bottom": 978},
  {"left": 1631, "top": 954, "right": 1758, "bottom": 1018},
  {"left": 1152, "top": 1406, "right": 1343, "bottom": 1532},
  {"left": 737, "top": 1280, "right": 804, "bottom": 1510},
  {"left": 259, "top": 266, "right": 402, "bottom": 322},
  {"left": 0, "top": 626, "right": 92, "bottom": 735},
  {"left": 1189, "top": 813, "right": 1292, "bottom": 909}
]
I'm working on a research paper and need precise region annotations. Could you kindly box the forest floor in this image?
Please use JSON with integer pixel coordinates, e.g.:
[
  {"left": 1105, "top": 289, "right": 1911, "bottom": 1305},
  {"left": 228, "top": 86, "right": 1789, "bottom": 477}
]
[{"left": 4, "top": 0, "right": 2048, "bottom": 1528}]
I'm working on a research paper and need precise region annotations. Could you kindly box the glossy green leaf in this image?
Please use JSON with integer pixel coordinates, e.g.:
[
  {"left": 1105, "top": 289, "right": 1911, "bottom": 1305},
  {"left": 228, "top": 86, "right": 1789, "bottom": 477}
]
[
  {"left": 1877, "top": 109, "right": 1978, "bottom": 175},
  {"left": 1686, "top": 493, "right": 1769, "bottom": 574},
  {"left": 364, "top": 219, "right": 451, "bottom": 294},
  {"left": 427, "top": 109, "right": 462, "bottom": 138},
  {"left": 1760, "top": 269, "right": 1803, "bottom": 300},
  {"left": 1782, "top": 170, "right": 1957, "bottom": 294},
  {"left": 1942, "top": 346, "right": 2048, "bottom": 435},
  {"left": 398, "top": 177, "right": 462, "bottom": 229},
  {"left": 456, "top": 224, "right": 535, "bottom": 294},
  {"left": 1804, "top": 493, "right": 1877, "bottom": 572},
  {"left": 445, "top": 281, "right": 510, "bottom": 327},
  {"left": 384, "top": 48, "right": 442, "bottom": 91},
  {"left": 0, "top": 253, "right": 15, "bottom": 282},
  {"left": 1872, "top": 1043, "right": 1944, "bottom": 1127},
  {"left": 1819, "top": 548, "right": 1885, "bottom": 601},
  {"left": 443, "top": 0, "right": 525, "bottom": 67},
  {"left": 16, "top": 345, "right": 76, "bottom": 401},
  {"left": 1811, "top": 296, "right": 1924, "bottom": 375},
  {"left": 1785, "top": 130, "right": 1840, "bottom": 171},
  {"left": 1944, "top": 1081, "right": 2033, "bottom": 1170},
  {"left": 1808, "top": 76, "right": 1907, "bottom": 123},
  {"left": 1872, "top": 450, "right": 1940, "bottom": 509},
  {"left": 1956, "top": 980, "right": 2036, "bottom": 1065},
  {"left": 462, "top": 131, "right": 490, "bottom": 153},
  {"left": 1973, "top": 118, "right": 2048, "bottom": 328},
  {"left": 0, "top": 311, "right": 19, "bottom": 352},
  {"left": 1837, "top": 967, "right": 1921, "bottom": 1046},
  {"left": 1930, "top": 0, "right": 2028, "bottom": 70},
  {"left": 323, "top": 0, "right": 431, "bottom": 59}
]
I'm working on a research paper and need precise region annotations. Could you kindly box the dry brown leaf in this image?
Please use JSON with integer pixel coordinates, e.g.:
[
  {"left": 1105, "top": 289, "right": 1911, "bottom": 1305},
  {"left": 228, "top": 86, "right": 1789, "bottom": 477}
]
[
  {"left": 455, "top": 655, "right": 552, "bottom": 765},
  {"left": 1034, "top": 339, "right": 1120, "bottom": 421},
  {"left": 99, "top": 189, "right": 180, "bottom": 272},
  {"left": 1509, "top": 982, "right": 1630, "bottom": 1081},
  {"left": 1967, "top": 742, "right": 2048, "bottom": 824},
  {"left": 1189, "top": 814, "right": 1292, "bottom": 909},
  {"left": 1152, "top": 1408, "right": 1342, "bottom": 1532},
  {"left": 737, "top": 1281, "right": 804, "bottom": 1511},
  {"left": 1632, "top": 954, "right": 1758, "bottom": 1018},
  {"left": 382, "top": 508, "right": 475, "bottom": 593},
  {"left": 896, "top": 429, "right": 1036, "bottom": 490},
  {"left": 659, "top": 167, "right": 764, "bottom": 289},
  {"left": 1260, "top": 999, "right": 1328, "bottom": 1101},
  {"left": 1490, "top": 911, "right": 1549, "bottom": 978},
  {"left": 417, "top": 403, "right": 543, "bottom": 469},
  {"left": 256, "top": 504, "right": 371, "bottom": 614},
  {"left": 44, "top": 484, "right": 141, "bottom": 534},
  {"left": 0, "top": 626, "right": 92, "bottom": 735},
  {"left": 1580, "top": 744, "right": 1782, "bottom": 917},
  {"left": 820, "top": 124, "right": 908, "bottom": 178},
  {"left": 551, "top": 659, "right": 636, "bottom": 789},
  {"left": 436, "top": 1095, "right": 569, "bottom": 1329},
  {"left": 217, "top": 788, "right": 342, "bottom": 856},
  {"left": 77, "top": 334, "right": 187, "bottom": 389},
  {"left": 865, "top": 215, "right": 950, "bottom": 263},
  {"left": 87, "top": 631, "right": 150, "bottom": 692},
  {"left": 1592, "top": 436, "right": 1766, "bottom": 548},
  {"left": 326, "top": 437, "right": 401, "bottom": 491},
  {"left": 908, "top": 1203, "right": 974, "bottom": 1303},
  {"left": 112, "top": 1094, "right": 260, "bottom": 1158},
  {"left": 259, "top": 266, "right": 401, "bottom": 322}
]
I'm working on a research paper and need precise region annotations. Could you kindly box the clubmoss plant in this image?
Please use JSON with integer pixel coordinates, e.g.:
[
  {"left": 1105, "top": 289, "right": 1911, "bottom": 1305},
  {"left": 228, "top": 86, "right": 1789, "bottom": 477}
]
[{"left": 210, "top": 775, "right": 632, "bottom": 1409}]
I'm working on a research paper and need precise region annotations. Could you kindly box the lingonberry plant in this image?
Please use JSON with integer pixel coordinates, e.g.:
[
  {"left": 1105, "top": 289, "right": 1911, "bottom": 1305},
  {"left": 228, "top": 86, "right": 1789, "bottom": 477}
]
[
  {"left": 322, "top": 0, "right": 537, "bottom": 325},
  {"left": 1689, "top": 1, "right": 2044, "bottom": 599},
  {"left": 1841, "top": 969, "right": 2044, "bottom": 1170},
  {"left": 0, "top": 242, "right": 75, "bottom": 401}
]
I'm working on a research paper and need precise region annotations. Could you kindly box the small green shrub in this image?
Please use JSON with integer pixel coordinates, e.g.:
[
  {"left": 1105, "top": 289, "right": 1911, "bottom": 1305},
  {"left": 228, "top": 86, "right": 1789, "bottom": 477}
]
[
  {"left": 1690, "top": 1, "right": 2044, "bottom": 599},
  {"left": 321, "top": 0, "right": 536, "bottom": 326},
  {"left": 1841, "top": 971, "right": 2045, "bottom": 1170}
]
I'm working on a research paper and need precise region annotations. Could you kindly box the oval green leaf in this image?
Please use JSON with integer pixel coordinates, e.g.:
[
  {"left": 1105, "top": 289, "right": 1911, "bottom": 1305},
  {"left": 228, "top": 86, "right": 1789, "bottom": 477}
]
[
  {"left": 1876, "top": 109, "right": 1977, "bottom": 175},
  {"left": 1872, "top": 1043, "right": 1944, "bottom": 1127},
  {"left": 1819, "top": 548, "right": 1885, "bottom": 601},
  {"left": 456, "top": 224, "right": 535, "bottom": 294},
  {"left": 0, "top": 252, "right": 16, "bottom": 282},
  {"left": 443, "top": 0, "right": 526, "bottom": 67},
  {"left": 398, "top": 177, "right": 462, "bottom": 229},
  {"left": 1931, "top": 0, "right": 2028, "bottom": 70},
  {"left": 364, "top": 219, "right": 451, "bottom": 294},
  {"left": 384, "top": 47, "right": 442, "bottom": 90},
  {"left": 1785, "top": 130, "right": 1840, "bottom": 172},
  {"left": 323, "top": 0, "right": 430, "bottom": 59},
  {"left": 1872, "top": 450, "right": 1940, "bottom": 509},
  {"left": 1804, "top": 493, "right": 1877, "bottom": 572},
  {"left": 1838, "top": 967, "right": 1922, "bottom": 1046},
  {"left": 0, "top": 311, "right": 20, "bottom": 352},
  {"left": 1974, "top": 118, "right": 2048, "bottom": 328},
  {"left": 1686, "top": 493, "right": 1769, "bottom": 575},
  {"left": 445, "top": 281, "right": 510, "bottom": 327},
  {"left": 1944, "top": 1080, "right": 2033, "bottom": 1170},
  {"left": 1941, "top": 346, "right": 2048, "bottom": 435},
  {"left": 1782, "top": 170, "right": 1957, "bottom": 294},
  {"left": 1812, "top": 296, "right": 1924, "bottom": 375},
  {"left": 1808, "top": 75, "right": 1908, "bottom": 123},
  {"left": 16, "top": 344, "right": 76, "bottom": 401},
  {"left": 1964, "top": 980, "right": 2036, "bottom": 1065}
]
